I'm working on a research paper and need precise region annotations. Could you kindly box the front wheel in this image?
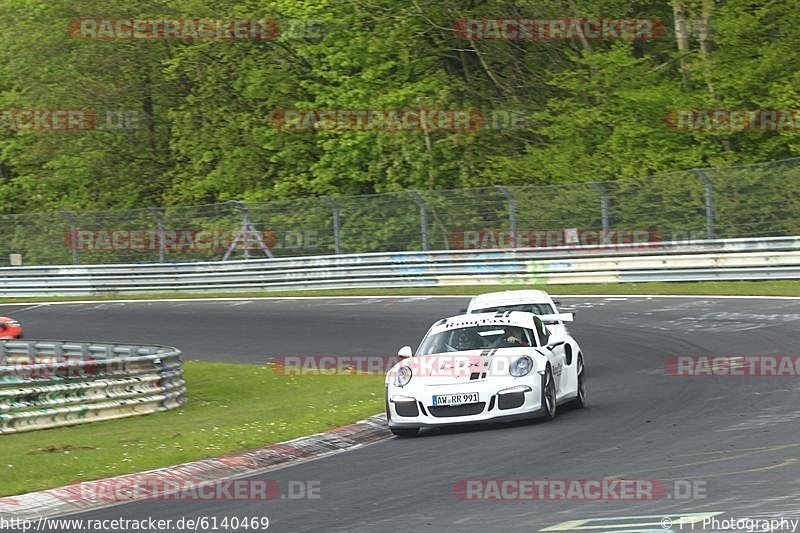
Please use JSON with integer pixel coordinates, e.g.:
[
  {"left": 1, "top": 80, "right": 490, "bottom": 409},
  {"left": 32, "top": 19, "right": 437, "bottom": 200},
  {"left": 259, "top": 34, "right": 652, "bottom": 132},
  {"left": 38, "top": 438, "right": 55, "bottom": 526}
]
[
  {"left": 541, "top": 367, "right": 557, "bottom": 421},
  {"left": 391, "top": 428, "right": 419, "bottom": 438}
]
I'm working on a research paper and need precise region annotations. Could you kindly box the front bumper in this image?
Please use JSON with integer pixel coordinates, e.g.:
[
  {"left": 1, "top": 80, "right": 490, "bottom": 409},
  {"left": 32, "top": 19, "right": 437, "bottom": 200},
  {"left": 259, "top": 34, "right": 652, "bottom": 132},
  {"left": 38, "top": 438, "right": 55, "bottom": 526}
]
[{"left": 386, "top": 377, "right": 543, "bottom": 429}]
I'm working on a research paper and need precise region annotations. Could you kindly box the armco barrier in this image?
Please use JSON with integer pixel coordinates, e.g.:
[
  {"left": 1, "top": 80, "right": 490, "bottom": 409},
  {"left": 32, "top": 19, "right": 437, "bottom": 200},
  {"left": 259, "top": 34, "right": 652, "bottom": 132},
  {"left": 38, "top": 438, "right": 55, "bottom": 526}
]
[
  {"left": 0, "top": 236, "right": 799, "bottom": 296},
  {"left": 0, "top": 341, "right": 185, "bottom": 434}
]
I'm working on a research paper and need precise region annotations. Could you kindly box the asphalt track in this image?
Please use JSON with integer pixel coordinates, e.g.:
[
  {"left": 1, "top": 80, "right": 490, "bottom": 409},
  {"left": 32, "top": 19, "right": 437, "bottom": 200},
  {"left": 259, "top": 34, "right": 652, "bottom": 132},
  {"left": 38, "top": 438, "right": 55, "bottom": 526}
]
[{"left": 3, "top": 297, "right": 800, "bottom": 532}]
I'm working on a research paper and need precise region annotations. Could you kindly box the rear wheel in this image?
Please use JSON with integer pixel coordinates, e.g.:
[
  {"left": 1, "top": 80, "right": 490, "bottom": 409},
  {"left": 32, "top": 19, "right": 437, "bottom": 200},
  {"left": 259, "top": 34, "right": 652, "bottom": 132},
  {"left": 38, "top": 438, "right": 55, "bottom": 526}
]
[
  {"left": 541, "top": 367, "right": 557, "bottom": 421},
  {"left": 391, "top": 428, "right": 419, "bottom": 438},
  {"left": 573, "top": 355, "right": 586, "bottom": 409}
]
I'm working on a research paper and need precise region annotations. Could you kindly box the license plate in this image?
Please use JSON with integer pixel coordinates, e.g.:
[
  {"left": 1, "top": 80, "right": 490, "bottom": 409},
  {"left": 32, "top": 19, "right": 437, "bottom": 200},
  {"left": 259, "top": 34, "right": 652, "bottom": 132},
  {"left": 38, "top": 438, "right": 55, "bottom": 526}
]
[{"left": 432, "top": 392, "right": 479, "bottom": 406}]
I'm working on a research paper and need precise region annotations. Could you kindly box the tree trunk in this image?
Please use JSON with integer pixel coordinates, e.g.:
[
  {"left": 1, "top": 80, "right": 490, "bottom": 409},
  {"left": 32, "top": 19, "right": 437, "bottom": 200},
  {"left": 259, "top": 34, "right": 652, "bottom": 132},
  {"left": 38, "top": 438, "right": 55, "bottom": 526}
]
[{"left": 673, "top": 0, "right": 692, "bottom": 88}]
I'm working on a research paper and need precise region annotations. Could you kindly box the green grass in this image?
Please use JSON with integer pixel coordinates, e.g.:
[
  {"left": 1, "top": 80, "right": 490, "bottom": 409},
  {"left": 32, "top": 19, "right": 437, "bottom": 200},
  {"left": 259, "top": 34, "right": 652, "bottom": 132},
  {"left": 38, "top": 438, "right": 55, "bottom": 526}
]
[
  {"left": 0, "top": 361, "right": 385, "bottom": 497},
  {"left": 1, "top": 280, "right": 799, "bottom": 304}
]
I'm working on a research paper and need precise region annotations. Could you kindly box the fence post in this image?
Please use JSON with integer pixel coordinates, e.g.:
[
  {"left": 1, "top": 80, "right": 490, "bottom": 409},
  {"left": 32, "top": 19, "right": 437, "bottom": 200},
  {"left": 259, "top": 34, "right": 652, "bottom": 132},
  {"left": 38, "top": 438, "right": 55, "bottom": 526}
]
[
  {"left": 62, "top": 211, "right": 80, "bottom": 265},
  {"left": 409, "top": 191, "right": 429, "bottom": 251},
  {"left": 693, "top": 168, "right": 715, "bottom": 239},
  {"left": 322, "top": 196, "right": 342, "bottom": 254},
  {"left": 149, "top": 207, "right": 165, "bottom": 263},
  {"left": 495, "top": 185, "right": 517, "bottom": 232},
  {"left": 242, "top": 203, "right": 252, "bottom": 260},
  {"left": 589, "top": 183, "right": 610, "bottom": 234}
]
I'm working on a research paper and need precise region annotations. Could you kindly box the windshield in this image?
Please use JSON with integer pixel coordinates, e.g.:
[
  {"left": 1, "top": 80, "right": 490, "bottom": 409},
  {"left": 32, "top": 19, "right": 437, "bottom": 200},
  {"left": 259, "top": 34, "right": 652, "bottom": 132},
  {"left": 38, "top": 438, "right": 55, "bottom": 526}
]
[
  {"left": 417, "top": 325, "right": 537, "bottom": 355},
  {"left": 471, "top": 303, "right": 555, "bottom": 315}
]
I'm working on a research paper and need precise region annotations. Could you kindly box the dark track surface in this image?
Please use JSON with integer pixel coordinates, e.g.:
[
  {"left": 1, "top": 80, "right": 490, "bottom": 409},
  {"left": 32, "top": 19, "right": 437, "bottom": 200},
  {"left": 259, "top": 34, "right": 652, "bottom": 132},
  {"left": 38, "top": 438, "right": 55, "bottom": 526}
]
[{"left": 3, "top": 296, "right": 799, "bottom": 532}]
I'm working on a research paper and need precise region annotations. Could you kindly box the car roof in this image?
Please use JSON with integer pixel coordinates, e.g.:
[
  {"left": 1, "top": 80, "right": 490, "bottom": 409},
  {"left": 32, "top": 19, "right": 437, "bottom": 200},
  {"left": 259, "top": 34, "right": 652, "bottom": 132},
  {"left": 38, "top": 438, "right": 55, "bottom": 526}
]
[{"left": 467, "top": 290, "right": 554, "bottom": 310}]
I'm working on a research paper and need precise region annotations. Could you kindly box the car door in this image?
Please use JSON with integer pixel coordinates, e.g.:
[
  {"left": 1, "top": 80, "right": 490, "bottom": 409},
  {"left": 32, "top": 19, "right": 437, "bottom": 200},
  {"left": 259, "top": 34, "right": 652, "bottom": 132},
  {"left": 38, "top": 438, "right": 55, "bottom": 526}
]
[{"left": 535, "top": 317, "right": 569, "bottom": 399}]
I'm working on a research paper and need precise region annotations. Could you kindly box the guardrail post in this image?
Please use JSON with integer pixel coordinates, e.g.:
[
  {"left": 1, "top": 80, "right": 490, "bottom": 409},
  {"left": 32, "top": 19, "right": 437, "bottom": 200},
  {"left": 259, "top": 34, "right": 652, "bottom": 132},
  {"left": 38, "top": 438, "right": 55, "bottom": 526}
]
[
  {"left": 589, "top": 183, "right": 610, "bottom": 234},
  {"left": 149, "top": 207, "right": 165, "bottom": 263},
  {"left": 409, "top": 191, "right": 429, "bottom": 251},
  {"left": 62, "top": 211, "right": 80, "bottom": 265},
  {"left": 322, "top": 196, "right": 342, "bottom": 254},
  {"left": 495, "top": 185, "right": 517, "bottom": 232},
  {"left": 693, "top": 168, "right": 715, "bottom": 239}
]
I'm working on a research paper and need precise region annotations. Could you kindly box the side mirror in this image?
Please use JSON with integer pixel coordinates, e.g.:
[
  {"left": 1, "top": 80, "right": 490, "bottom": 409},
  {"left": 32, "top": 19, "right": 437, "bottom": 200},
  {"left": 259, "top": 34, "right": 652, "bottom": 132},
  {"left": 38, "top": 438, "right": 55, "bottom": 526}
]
[{"left": 397, "top": 346, "right": 413, "bottom": 360}]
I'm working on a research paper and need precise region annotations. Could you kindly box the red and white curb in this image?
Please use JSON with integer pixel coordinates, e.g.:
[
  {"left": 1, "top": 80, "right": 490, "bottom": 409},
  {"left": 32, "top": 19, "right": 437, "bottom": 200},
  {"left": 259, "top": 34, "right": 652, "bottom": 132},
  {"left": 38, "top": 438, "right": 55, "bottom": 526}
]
[{"left": 0, "top": 413, "right": 390, "bottom": 520}]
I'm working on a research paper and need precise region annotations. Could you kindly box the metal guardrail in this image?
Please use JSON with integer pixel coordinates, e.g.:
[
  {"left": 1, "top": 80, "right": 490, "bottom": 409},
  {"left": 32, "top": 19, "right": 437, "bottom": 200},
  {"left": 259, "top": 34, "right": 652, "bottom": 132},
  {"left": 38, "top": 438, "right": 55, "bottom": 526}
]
[
  {"left": 0, "top": 236, "right": 798, "bottom": 296},
  {"left": 0, "top": 341, "right": 185, "bottom": 434}
]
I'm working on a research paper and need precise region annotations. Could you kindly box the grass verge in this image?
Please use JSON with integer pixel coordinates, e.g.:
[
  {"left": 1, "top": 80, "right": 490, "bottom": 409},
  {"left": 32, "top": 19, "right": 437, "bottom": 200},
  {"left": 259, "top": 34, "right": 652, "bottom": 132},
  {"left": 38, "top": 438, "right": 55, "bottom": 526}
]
[
  {"left": 0, "top": 361, "right": 384, "bottom": 497},
  {"left": 0, "top": 280, "right": 799, "bottom": 304}
]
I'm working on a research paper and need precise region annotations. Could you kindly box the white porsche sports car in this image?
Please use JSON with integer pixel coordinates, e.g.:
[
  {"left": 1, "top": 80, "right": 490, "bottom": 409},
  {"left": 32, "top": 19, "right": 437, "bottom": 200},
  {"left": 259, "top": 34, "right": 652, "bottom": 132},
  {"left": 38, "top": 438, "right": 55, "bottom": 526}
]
[
  {"left": 385, "top": 310, "right": 586, "bottom": 437},
  {"left": 466, "top": 289, "right": 572, "bottom": 338}
]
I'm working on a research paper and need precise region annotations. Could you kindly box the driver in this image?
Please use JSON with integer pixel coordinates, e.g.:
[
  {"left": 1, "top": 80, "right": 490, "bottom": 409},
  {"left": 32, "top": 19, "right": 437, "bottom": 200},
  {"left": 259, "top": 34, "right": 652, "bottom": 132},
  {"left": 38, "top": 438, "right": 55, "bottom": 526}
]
[
  {"left": 454, "top": 330, "right": 476, "bottom": 351},
  {"left": 505, "top": 326, "right": 529, "bottom": 346}
]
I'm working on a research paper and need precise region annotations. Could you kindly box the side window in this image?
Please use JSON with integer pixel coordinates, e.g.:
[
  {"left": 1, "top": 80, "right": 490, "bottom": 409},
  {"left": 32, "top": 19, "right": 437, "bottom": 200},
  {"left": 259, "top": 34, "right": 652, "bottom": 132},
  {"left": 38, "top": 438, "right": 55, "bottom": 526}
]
[
  {"left": 523, "top": 328, "right": 534, "bottom": 347},
  {"left": 533, "top": 317, "right": 549, "bottom": 346}
]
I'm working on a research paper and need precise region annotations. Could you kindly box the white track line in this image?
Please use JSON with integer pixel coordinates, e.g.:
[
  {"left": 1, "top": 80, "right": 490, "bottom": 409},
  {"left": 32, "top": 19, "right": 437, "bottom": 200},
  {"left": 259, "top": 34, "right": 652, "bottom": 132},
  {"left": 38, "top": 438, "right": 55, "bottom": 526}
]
[{"left": 0, "top": 294, "right": 799, "bottom": 307}]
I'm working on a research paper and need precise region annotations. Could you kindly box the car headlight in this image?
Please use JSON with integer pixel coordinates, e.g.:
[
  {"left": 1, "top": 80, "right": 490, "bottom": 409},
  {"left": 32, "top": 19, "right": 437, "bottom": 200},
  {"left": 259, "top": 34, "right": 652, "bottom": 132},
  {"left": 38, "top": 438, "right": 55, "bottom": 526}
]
[
  {"left": 510, "top": 356, "right": 533, "bottom": 377},
  {"left": 395, "top": 365, "right": 413, "bottom": 387}
]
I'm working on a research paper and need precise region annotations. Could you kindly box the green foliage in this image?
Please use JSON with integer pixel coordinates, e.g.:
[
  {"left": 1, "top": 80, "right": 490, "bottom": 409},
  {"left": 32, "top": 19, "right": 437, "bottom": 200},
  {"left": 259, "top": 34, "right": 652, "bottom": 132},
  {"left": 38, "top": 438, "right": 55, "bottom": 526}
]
[{"left": 0, "top": 0, "right": 799, "bottom": 214}]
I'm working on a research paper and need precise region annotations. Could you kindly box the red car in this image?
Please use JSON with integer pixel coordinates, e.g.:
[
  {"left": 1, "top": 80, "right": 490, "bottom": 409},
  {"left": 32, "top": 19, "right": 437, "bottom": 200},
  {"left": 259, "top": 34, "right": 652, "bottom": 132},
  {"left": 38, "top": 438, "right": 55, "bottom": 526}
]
[{"left": 0, "top": 317, "right": 23, "bottom": 339}]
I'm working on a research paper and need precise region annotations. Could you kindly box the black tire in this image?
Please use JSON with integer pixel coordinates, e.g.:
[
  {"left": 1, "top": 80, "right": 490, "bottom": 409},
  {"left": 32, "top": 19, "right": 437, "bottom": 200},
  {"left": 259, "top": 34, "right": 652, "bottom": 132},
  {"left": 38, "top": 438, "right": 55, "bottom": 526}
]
[
  {"left": 572, "top": 355, "right": 587, "bottom": 409},
  {"left": 541, "top": 366, "right": 557, "bottom": 421},
  {"left": 391, "top": 428, "right": 420, "bottom": 438}
]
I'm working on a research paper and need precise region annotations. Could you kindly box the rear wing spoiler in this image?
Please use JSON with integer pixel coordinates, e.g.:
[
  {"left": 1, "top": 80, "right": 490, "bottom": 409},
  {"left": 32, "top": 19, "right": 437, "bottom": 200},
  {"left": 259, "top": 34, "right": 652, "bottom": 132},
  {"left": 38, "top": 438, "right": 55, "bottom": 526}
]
[{"left": 537, "top": 313, "right": 575, "bottom": 323}]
